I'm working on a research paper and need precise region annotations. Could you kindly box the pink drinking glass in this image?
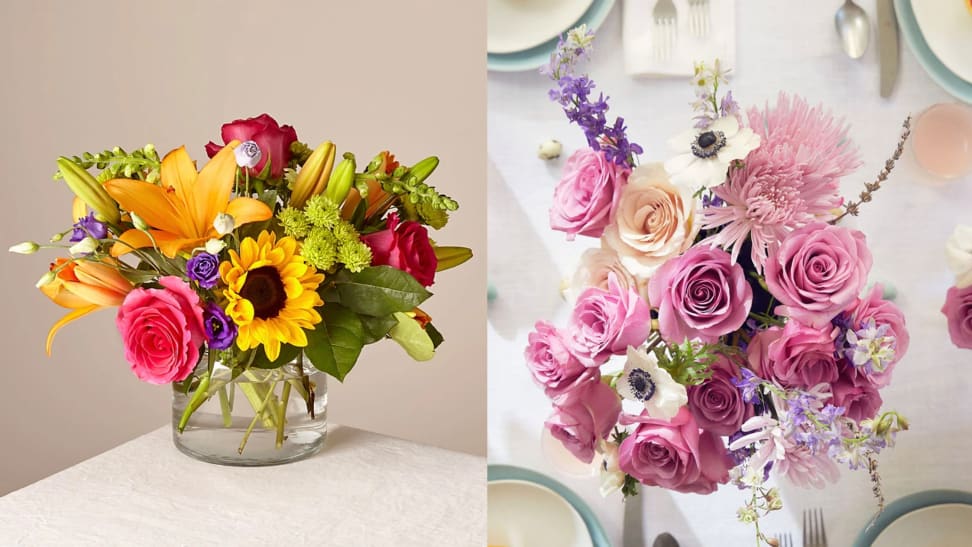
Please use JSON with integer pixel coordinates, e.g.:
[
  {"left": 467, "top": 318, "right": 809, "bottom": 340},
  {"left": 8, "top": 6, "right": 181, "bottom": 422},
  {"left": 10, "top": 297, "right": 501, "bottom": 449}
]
[{"left": 912, "top": 102, "right": 972, "bottom": 179}]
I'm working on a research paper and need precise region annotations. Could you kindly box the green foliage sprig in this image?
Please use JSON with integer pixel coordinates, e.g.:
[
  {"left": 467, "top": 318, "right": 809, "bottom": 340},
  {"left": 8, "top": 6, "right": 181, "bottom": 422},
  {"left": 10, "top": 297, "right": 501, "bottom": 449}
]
[
  {"left": 53, "top": 144, "right": 161, "bottom": 183},
  {"left": 654, "top": 340, "right": 724, "bottom": 386}
]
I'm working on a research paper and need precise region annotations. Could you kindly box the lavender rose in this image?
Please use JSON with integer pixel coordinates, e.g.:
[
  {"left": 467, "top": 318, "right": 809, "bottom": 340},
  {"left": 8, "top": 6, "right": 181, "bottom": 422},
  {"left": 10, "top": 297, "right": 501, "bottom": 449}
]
[
  {"left": 765, "top": 222, "right": 872, "bottom": 327},
  {"left": 204, "top": 302, "right": 237, "bottom": 350},
  {"left": 550, "top": 148, "right": 628, "bottom": 240},
  {"left": 648, "top": 245, "right": 752, "bottom": 343},
  {"left": 525, "top": 321, "right": 597, "bottom": 399},
  {"left": 618, "top": 407, "right": 732, "bottom": 494},
  {"left": 186, "top": 252, "right": 221, "bottom": 289},
  {"left": 687, "top": 355, "right": 754, "bottom": 436},
  {"left": 942, "top": 284, "right": 972, "bottom": 349},
  {"left": 545, "top": 380, "right": 622, "bottom": 464},
  {"left": 568, "top": 273, "right": 651, "bottom": 366},
  {"left": 764, "top": 320, "right": 841, "bottom": 389},
  {"left": 831, "top": 374, "right": 882, "bottom": 422}
]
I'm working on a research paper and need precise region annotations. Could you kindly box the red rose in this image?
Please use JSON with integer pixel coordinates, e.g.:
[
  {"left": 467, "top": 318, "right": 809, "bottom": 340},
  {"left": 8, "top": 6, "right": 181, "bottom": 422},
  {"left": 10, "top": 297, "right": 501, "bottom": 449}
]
[
  {"left": 361, "top": 212, "right": 438, "bottom": 286},
  {"left": 205, "top": 114, "right": 297, "bottom": 179}
]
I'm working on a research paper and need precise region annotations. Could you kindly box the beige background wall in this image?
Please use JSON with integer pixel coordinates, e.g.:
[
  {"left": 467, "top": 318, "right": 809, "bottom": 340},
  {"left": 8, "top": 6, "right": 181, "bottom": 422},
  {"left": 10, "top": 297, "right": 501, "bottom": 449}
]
[{"left": 0, "top": 0, "right": 485, "bottom": 495}]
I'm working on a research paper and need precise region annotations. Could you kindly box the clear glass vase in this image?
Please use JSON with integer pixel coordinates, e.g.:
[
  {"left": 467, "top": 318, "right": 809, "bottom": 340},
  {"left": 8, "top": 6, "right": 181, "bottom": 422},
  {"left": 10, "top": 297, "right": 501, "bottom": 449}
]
[{"left": 172, "top": 355, "right": 327, "bottom": 466}]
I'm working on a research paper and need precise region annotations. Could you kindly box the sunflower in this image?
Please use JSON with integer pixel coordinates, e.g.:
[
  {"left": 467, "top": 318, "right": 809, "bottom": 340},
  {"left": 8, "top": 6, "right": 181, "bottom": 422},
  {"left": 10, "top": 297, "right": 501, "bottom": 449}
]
[{"left": 220, "top": 231, "right": 324, "bottom": 360}]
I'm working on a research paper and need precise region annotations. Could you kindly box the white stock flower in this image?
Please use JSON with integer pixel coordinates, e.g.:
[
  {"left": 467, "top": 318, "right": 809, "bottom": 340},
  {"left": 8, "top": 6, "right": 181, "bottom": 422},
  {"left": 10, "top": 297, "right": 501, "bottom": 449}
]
[
  {"left": 617, "top": 346, "right": 687, "bottom": 420},
  {"left": 664, "top": 116, "right": 760, "bottom": 190},
  {"left": 946, "top": 224, "right": 972, "bottom": 288}
]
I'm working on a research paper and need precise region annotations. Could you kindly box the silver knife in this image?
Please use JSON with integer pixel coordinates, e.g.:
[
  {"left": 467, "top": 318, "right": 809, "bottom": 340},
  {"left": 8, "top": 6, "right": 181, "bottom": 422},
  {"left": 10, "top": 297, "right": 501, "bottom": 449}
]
[
  {"left": 622, "top": 493, "right": 644, "bottom": 547},
  {"left": 878, "top": 0, "right": 900, "bottom": 98}
]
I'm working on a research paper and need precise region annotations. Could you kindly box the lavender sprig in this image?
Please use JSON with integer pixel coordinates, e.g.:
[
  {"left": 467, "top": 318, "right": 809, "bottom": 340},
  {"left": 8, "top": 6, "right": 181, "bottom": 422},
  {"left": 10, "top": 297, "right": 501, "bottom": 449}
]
[{"left": 542, "top": 25, "right": 642, "bottom": 168}]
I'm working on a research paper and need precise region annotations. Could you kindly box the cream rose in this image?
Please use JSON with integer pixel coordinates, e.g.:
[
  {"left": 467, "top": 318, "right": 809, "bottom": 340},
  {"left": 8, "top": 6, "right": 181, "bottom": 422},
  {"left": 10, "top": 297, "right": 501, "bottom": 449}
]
[
  {"left": 565, "top": 247, "right": 647, "bottom": 302},
  {"left": 602, "top": 163, "right": 699, "bottom": 277},
  {"left": 946, "top": 224, "right": 972, "bottom": 289}
]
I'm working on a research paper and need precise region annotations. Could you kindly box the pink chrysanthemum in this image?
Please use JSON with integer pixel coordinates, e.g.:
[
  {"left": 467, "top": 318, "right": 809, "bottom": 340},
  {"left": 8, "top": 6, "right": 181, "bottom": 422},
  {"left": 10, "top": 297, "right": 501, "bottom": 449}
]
[{"left": 702, "top": 93, "right": 862, "bottom": 271}]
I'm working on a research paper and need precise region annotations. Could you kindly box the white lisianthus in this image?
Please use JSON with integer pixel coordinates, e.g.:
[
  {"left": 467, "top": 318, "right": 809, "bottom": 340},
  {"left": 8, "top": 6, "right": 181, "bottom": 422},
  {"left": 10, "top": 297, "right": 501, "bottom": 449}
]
[
  {"left": 69, "top": 237, "right": 98, "bottom": 256},
  {"left": 213, "top": 212, "right": 236, "bottom": 236},
  {"left": 663, "top": 116, "right": 760, "bottom": 190},
  {"left": 597, "top": 440, "right": 625, "bottom": 497},
  {"left": 235, "top": 140, "right": 262, "bottom": 169},
  {"left": 616, "top": 346, "right": 687, "bottom": 420},
  {"left": 8, "top": 241, "right": 39, "bottom": 254},
  {"left": 205, "top": 238, "right": 227, "bottom": 255},
  {"left": 945, "top": 224, "right": 972, "bottom": 288}
]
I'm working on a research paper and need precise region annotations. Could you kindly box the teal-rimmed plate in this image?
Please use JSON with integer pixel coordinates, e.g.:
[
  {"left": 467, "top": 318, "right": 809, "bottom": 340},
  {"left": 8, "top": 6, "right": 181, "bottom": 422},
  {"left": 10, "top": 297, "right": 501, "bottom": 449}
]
[
  {"left": 853, "top": 489, "right": 972, "bottom": 546},
  {"left": 894, "top": 0, "right": 972, "bottom": 103},
  {"left": 488, "top": 464, "right": 611, "bottom": 547},
  {"left": 487, "top": 0, "right": 616, "bottom": 73}
]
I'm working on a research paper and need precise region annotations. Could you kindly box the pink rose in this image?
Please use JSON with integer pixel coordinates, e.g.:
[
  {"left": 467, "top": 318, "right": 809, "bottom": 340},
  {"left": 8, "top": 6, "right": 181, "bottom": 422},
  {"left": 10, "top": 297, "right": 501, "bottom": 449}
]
[
  {"left": 831, "top": 373, "right": 882, "bottom": 422},
  {"left": 205, "top": 113, "right": 298, "bottom": 179},
  {"left": 115, "top": 276, "right": 206, "bottom": 384},
  {"left": 843, "top": 284, "right": 909, "bottom": 387},
  {"left": 525, "top": 321, "right": 597, "bottom": 399},
  {"left": 942, "top": 284, "right": 972, "bottom": 350},
  {"left": 746, "top": 327, "right": 782, "bottom": 380},
  {"left": 545, "top": 380, "right": 621, "bottom": 463},
  {"left": 648, "top": 246, "right": 753, "bottom": 343},
  {"left": 550, "top": 148, "right": 628, "bottom": 240},
  {"left": 764, "top": 321, "right": 841, "bottom": 390},
  {"left": 568, "top": 273, "right": 651, "bottom": 366},
  {"left": 619, "top": 407, "right": 732, "bottom": 494},
  {"left": 687, "top": 355, "right": 754, "bottom": 436},
  {"left": 765, "top": 222, "right": 872, "bottom": 327},
  {"left": 361, "top": 212, "right": 438, "bottom": 286}
]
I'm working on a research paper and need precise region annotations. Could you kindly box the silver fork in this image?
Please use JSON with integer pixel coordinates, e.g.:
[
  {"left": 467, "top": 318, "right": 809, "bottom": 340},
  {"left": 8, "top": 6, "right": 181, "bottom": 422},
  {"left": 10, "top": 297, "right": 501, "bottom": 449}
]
[
  {"left": 775, "top": 533, "right": 794, "bottom": 547},
  {"left": 651, "top": 0, "right": 678, "bottom": 61},
  {"left": 804, "top": 508, "right": 828, "bottom": 547},
  {"left": 687, "top": 0, "right": 710, "bottom": 38}
]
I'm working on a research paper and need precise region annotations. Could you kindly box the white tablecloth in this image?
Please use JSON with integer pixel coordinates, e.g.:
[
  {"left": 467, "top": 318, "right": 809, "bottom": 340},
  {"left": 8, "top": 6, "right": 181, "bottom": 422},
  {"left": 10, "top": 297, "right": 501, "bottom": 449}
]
[
  {"left": 0, "top": 425, "right": 485, "bottom": 546},
  {"left": 488, "top": 3, "right": 972, "bottom": 546}
]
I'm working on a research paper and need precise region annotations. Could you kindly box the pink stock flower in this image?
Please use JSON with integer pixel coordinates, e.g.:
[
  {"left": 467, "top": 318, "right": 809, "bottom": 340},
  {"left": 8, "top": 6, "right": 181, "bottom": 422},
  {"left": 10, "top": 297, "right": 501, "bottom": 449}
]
[
  {"left": 525, "top": 321, "right": 597, "bottom": 399},
  {"left": 942, "top": 284, "right": 972, "bottom": 350},
  {"left": 701, "top": 94, "right": 861, "bottom": 271},
  {"left": 567, "top": 273, "right": 651, "bottom": 366},
  {"left": 549, "top": 148, "right": 628, "bottom": 240},
  {"left": 765, "top": 222, "right": 872, "bottom": 328},
  {"left": 648, "top": 245, "right": 752, "bottom": 343},
  {"left": 545, "top": 380, "right": 622, "bottom": 464},
  {"left": 115, "top": 276, "right": 205, "bottom": 384},
  {"left": 619, "top": 407, "right": 732, "bottom": 494}
]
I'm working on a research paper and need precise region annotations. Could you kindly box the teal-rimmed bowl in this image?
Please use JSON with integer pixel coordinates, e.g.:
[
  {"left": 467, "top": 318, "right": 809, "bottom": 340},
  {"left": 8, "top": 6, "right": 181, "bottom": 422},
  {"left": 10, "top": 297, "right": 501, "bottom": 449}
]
[
  {"left": 894, "top": 0, "right": 972, "bottom": 103},
  {"left": 487, "top": 0, "right": 616, "bottom": 72},
  {"left": 852, "top": 489, "right": 972, "bottom": 546},
  {"left": 488, "top": 464, "right": 612, "bottom": 547}
]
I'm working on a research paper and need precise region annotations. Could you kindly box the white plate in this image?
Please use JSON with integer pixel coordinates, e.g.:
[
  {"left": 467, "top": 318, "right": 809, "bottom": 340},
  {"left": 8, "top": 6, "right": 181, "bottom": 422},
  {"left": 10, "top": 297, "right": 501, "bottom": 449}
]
[
  {"left": 487, "top": 0, "right": 594, "bottom": 54},
  {"left": 872, "top": 503, "right": 972, "bottom": 547},
  {"left": 487, "top": 479, "right": 594, "bottom": 547},
  {"left": 911, "top": 0, "right": 972, "bottom": 84}
]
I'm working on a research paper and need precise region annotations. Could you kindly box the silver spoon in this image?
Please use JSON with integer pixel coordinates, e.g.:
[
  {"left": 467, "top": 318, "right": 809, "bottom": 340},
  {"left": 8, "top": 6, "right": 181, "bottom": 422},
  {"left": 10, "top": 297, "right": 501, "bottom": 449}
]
[
  {"left": 835, "top": 0, "right": 870, "bottom": 59},
  {"left": 653, "top": 533, "right": 679, "bottom": 547}
]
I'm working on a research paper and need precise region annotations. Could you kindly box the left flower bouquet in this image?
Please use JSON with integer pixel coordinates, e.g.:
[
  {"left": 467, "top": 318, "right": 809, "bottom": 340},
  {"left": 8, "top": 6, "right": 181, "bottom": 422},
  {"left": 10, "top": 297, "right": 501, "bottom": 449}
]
[{"left": 11, "top": 114, "right": 471, "bottom": 465}]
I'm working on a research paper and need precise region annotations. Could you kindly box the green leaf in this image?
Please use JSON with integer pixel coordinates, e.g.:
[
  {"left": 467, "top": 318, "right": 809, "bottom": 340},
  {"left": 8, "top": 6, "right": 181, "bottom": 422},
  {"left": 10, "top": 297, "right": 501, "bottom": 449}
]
[
  {"left": 388, "top": 312, "right": 435, "bottom": 361},
  {"left": 360, "top": 314, "right": 398, "bottom": 344},
  {"left": 333, "top": 266, "right": 432, "bottom": 317},
  {"left": 426, "top": 322, "right": 444, "bottom": 349},
  {"left": 304, "top": 304, "right": 364, "bottom": 381},
  {"left": 250, "top": 343, "right": 300, "bottom": 369}
]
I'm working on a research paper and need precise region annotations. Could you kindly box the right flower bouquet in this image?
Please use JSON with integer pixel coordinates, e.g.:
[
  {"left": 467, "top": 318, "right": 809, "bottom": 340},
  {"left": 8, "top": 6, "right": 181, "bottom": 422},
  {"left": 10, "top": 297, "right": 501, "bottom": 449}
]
[{"left": 525, "top": 27, "right": 911, "bottom": 544}]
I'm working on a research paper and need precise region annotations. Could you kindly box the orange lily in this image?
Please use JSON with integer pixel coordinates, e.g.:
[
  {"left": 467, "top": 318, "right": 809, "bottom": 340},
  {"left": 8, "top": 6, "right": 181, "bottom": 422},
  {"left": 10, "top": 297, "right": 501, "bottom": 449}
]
[
  {"left": 104, "top": 141, "right": 272, "bottom": 258},
  {"left": 40, "top": 258, "right": 133, "bottom": 355}
]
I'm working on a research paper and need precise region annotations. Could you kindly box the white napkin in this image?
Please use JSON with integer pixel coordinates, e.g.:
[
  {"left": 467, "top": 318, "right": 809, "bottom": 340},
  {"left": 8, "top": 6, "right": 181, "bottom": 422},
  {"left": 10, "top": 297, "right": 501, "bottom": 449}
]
[{"left": 623, "top": 0, "right": 736, "bottom": 77}]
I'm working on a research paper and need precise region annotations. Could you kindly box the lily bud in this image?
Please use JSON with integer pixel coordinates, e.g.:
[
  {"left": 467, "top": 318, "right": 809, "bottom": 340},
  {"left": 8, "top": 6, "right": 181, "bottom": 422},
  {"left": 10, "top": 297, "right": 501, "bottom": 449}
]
[
  {"left": 213, "top": 212, "right": 236, "bottom": 236},
  {"left": 35, "top": 270, "right": 56, "bottom": 288},
  {"left": 324, "top": 154, "right": 356, "bottom": 205},
  {"left": 129, "top": 212, "right": 151, "bottom": 232},
  {"left": 433, "top": 246, "right": 473, "bottom": 272},
  {"left": 291, "top": 141, "right": 336, "bottom": 209},
  {"left": 8, "top": 241, "right": 40, "bottom": 254},
  {"left": 57, "top": 158, "right": 120, "bottom": 224}
]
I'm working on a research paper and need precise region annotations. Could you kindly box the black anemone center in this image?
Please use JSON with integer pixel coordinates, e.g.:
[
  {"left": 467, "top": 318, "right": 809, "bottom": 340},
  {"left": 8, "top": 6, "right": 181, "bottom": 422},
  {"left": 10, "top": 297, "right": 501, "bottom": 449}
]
[
  {"left": 692, "top": 130, "right": 727, "bottom": 159},
  {"left": 628, "top": 368, "right": 656, "bottom": 402},
  {"left": 698, "top": 131, "right": 717, "bottom": 148},
  {"left": 240, "top": 266, "right": 286, "bottom": 319}
]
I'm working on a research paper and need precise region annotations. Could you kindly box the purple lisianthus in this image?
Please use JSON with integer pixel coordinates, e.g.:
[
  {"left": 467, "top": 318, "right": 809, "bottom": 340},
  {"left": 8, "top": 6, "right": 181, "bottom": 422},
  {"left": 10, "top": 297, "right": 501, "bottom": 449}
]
[
  {"left": 70, "top": 212, "right": 107, "bottom": 242},
  {"left": 186, "top": 252, "right": 221, "bottom": 289},
  {"left": 203, "top": 302, "right": 237, "bottom": 350}
]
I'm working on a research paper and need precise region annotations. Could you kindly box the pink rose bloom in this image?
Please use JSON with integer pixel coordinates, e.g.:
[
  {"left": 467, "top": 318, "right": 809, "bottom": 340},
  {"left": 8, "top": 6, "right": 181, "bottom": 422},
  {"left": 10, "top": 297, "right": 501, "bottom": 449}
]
[
  {"left": 764, "top": 321, "right": 841, "bottom": 390},
  {"left": 746, "top": 327, "right": 782, "bottom": 380},
  {"left": 942, "top": 284, "right": 972, "bottom": 350},
  {"left": 116, "top": 276, "right": 206, "bottom": 384},
  {"left": 361, "top": 212, "right": 438, "bottom": 287},
  {"left": 525, "top": 321, "right": 597, "bottom": 399},
  {"left": 687, "top": 355, "right": 754, "bottom": 436},
  {"left": 568, "top": 273, "right": 651, "bottom": 366},
  {"left": 648, "top": 246, "right": 753, "bottom": 343},
  {"left": 545, "top": 380, "right": 622, "bottom": 463},
  {"left": 831, "top": 374, "right": 882, "bottom": 422},
  {"left": 619, "top": 407, "right": 732, "bottom": 494},
  {"left": 205, "top": 113, "right": 298, "bottom": 179},
  {"left": 765, "top": 222, "right": 872, "bottom": 327},
  {"left": 843, "top": 284, "right": 909, "bottom": 387},
  {"left": 550, "top": 148, "right": 628, "bottom": 240}
]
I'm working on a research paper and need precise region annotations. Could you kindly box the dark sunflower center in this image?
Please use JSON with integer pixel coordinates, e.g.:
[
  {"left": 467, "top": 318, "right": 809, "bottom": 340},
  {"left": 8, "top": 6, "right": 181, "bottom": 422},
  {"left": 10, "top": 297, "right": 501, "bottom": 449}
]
[{"left": 240, "top": 266, "right": 286, "bottom": 320}]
